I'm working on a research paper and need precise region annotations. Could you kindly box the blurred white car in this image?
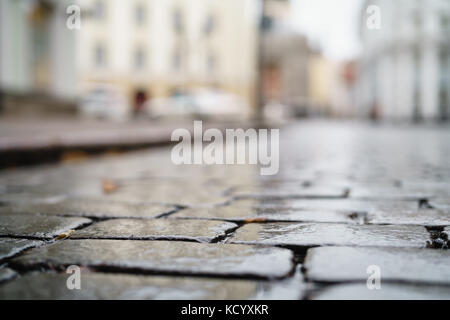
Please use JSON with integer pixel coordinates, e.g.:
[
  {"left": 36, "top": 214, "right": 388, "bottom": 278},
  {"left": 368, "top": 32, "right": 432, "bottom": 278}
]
[
  {"left": 79, "top": 85, "right": 130, "bottom": 121},
  {"left": 145, "top": 94, "right": 196, "bottom": 120},
  {"left": 145, "top": 89, "right": 247, "bottom": 120},
  {"left": 193, "top": 89, "right": 246, "bottom": 118}
]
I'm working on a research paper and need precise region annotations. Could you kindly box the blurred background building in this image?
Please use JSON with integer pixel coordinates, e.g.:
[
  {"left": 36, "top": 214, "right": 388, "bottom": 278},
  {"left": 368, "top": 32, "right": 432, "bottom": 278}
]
[
  {"left": 77, "top": 0, "right": 258, "bottom": 120},
  {"left": 1, "top": 0, "right": 449, "bottom": 123},
  {"left": 357, "top": 0, "right": 450, "bottom": 121},
  {"left": 260, "top": 0, "right": 312, "bottom": 118}
]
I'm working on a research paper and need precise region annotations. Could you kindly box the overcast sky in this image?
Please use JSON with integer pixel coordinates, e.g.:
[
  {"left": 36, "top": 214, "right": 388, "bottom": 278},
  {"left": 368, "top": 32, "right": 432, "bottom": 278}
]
[{"left": 289, "top": 0, "right": 364, "bottom": 60}]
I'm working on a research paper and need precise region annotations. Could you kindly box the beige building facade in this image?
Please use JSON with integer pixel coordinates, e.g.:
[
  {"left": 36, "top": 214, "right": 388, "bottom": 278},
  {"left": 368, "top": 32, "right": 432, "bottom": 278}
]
[{"left": 77, "top": 0, "right": 259, "bottom": 115}]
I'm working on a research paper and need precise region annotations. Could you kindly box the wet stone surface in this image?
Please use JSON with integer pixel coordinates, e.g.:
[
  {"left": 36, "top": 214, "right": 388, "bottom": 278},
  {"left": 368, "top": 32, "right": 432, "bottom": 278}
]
[
  {"left": 70, "top": 219, "right": 237, "bottom": 243},
  {"left": 367, "top": 209, "right": 450, "bottom": 226},
  {"left": 0, "top": 121, "right": 449, "bottom": 299},
  {"left": 229, "top": 222, "right": 429, "bottom": 248},
  {"left": 232, "top": 199, "right": 448, "bottom": 226},
  {"left": 171, "top": 206, "right": 365, "bottom": 224},
  {"left": 1, "top": 199, "right": 176, "bottom": 219},
  {"left": 304, "top": 246, "right": 450, "bottom": 285},
  {"left": 230, "top": 184, "right": 348, "bottom": 200},
  {"left": 12, "top": 240, "right": 294, "bottom": 279},
  {"left": 0, "top": 269, "right": 305, "bottom": 300},
  {"left": 0, "top": 214, "right": 91, "bottom": 239},
  {"left": 0, "top": 238, "right": 42, "bottom": 261},
  {"left": 104, "top": 180, "right": 231, "bottom": 207},
  {"left": 0, "top": 268, "right": 17, "bottom": 283},
  {"left": 312, "top": 283, "right": 450, "bottom": 300}
]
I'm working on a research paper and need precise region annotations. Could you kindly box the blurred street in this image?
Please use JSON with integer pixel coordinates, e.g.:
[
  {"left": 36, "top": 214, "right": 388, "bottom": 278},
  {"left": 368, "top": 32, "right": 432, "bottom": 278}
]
[
  {"left": 1, "top": 0, "right": 450, "bottom": 301},
  {"left": 0, "top": 120, "right": 449, "bottom": 299}
]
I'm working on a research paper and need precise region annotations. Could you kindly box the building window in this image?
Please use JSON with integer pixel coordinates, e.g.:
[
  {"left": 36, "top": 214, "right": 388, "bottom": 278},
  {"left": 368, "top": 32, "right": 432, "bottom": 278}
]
[
  {"left": 413, "top": 48, "right": 422, "bottom": 119},
  {"left": 135, "top": 3, "right": 146, "bottom": 26},
  {"left": 94, "top": 43, "right": 106, "bottom": 68},
  {"left": 93, "top": 0, "right": 105, "bottom": 20},
  {"left": 173, "top": 8, "right": 184, "bottom": 34},
  {"left": 172, "top": 49, "right": 182, "bottom": 72},
  {"left": 207, "top": 52, "right": 216, "bottom": 74},
  {"left": 204, "top": 14, "right": 216, "bottom": 36},
  {"left": 439, "top": 49, "right": 449, "bottom": 120},
  {"left": 134, "top": 48, "right": 146, "bottom": 70},
  {"left": 441, "top": 15, "right": 449, "bottom": 34},
  {"left": 414, "top": 12, "right": 422, "bottom": 34}
]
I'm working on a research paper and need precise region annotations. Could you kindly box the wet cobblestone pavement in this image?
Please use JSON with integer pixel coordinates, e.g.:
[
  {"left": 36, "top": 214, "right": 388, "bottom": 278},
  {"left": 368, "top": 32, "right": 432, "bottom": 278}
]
[{"left": 0, "top": 120, "right": 449, "bottom": 300}]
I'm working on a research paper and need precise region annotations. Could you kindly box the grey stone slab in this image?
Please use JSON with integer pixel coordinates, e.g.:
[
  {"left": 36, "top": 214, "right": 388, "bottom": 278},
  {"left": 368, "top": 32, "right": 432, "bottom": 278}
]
[
  {"left": 232, "top": 198, "right": 422, "bottom": 213},
  {"left": 367, "top": 208, "right": 450, "bottom": 226},
  {"left": 231, "top": 185, "right": 348, "bottom": 200},
  {"left": 232, "top": 199, "right": 448, "bottom": 226},
  {"left": 429, "top": 198, "right": 450, "bottom": 210},
  {"left": 349, "top": 186, "right": 433, "bottom": 201},
  {"left": 312, "top": 283, "right": 450, "bottom": 300},
  {"left": 397, "top": 181, "right": 450, "bottom": 199},
  {"left": 0, "top": 268, "right": 17, "bottom": 283},
  {"left": 0, "top": 214, "right": 91, "bottom": 239},
  {"left": 13, "top": 240, "right": 294, "bottom": 279},
  {"left": 1, "top": 199, "right": 176, "bottom": 219},
  {"left": 71, "top": 219, "right": 237, "bottom": 243},
  {"left": 0, "top": 238, "right": 42, "bottom": 260},
  {"left": 229, "top": 223, "right": 429, "bottom": 248},
  {"left": 0, "top": 270, "right": 305, "bottom": 300},
  {"left": 172, "top": 206, "right": 366, "bottom": 224},
  {"left": 106, "top": 181, "right": 230, "bottom": 207},
  {"left": 304, "top": 246, "right": 450, "bottom": 285}
]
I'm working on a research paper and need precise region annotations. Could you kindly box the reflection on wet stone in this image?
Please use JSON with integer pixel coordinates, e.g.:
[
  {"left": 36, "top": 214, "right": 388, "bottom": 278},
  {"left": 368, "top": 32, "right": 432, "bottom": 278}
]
[
  {"left": 232, "top": 199, "right": 449, "bottom": 226},
  {"left": 0, "top": 268, "right": 17, "bottom": 283},
  {"left": 13, "top": 240, "right": 294, "bottom": 279},
  {"left": 0, "top": 271, "right": 304, "bottom": 300},
  {"left": 172, "top": 206, "right": 365, "bottom": 224},
  {"left": 229, "top": 222, "right": 429, "bottom": 248},
  {"left": 71, "top": 219, "right": 237, "bottom": 243},
  {"left": 304, "top": 247, "right": 450, "bottom": 285}
]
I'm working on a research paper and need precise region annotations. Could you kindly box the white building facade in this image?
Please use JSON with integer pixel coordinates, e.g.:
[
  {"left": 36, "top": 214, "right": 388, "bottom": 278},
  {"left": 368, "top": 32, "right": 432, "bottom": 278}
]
[
  {"left": 0, "top": 0, "right": 77, "bottom": 99},
  {"left": 357, "top": 0, "right": 450, "bottom": 121},
  {"left": 77, "top": 0, "right": 259, "bottom": 112}
]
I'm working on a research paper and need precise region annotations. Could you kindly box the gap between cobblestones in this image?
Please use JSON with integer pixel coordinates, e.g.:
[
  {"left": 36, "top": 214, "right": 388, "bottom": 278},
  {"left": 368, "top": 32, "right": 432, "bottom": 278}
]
[{"left": 426, "top": 226, "right": 449, "bottom": 249}]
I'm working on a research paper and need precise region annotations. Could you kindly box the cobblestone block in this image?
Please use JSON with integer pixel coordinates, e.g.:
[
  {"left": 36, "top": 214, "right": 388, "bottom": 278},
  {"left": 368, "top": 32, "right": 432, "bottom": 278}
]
[
  {"left": 1, "top": 199, "right": 176, "bottom": 219},
  {"left": 304, "top": 246, "right": 450, "bottom": 285},
  {"left": 13, "top": 240, "right": 294, "bottom": 279},
  {"left": 229, "top": 223, "right": 429, "bottom": 248},
  {"left": 172, "top": 206, "right": 365, "bottom": 224},
  {"left": 0, "top": 214, "right": 91, "bottom": 239},
  {"left": 71, "top": 219, "right": 237, "bottom": 243},
  {"left": 312, "top": 283, "right": 450, "bottom": 300}
]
